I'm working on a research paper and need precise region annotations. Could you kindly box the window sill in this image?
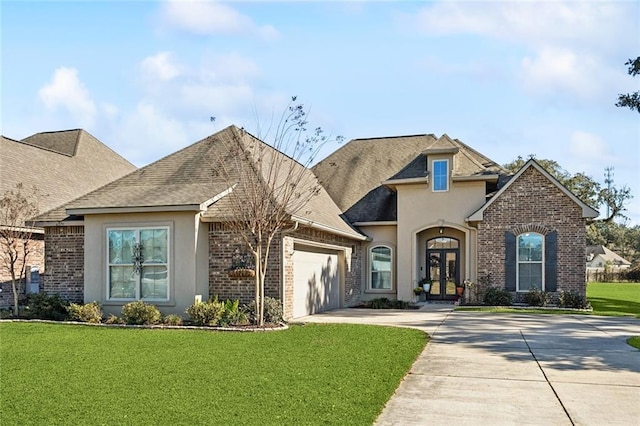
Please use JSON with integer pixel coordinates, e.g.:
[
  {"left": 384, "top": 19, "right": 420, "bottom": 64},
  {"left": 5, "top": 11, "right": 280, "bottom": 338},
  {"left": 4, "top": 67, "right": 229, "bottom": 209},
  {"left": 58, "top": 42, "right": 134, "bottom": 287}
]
[
  {"left": 364, "top": 289, "right": 395, "bottom": 294},
  {"left": 102, "top": 300, "right": 176, "bottom": 307}
]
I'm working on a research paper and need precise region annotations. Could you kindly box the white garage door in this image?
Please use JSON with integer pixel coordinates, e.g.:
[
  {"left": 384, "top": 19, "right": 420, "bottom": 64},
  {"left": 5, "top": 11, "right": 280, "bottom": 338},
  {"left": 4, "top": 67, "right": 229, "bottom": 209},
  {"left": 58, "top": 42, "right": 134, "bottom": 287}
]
[{"left": 292, "top": 246, "right": 340, "bottom": 318}]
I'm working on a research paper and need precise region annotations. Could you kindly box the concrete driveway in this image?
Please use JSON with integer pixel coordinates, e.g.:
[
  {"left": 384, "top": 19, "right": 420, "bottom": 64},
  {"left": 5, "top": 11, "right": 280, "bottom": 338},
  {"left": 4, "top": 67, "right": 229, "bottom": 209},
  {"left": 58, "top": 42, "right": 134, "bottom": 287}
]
[{"left": 295, "top": 306, "right": 640, "bottom": 426}]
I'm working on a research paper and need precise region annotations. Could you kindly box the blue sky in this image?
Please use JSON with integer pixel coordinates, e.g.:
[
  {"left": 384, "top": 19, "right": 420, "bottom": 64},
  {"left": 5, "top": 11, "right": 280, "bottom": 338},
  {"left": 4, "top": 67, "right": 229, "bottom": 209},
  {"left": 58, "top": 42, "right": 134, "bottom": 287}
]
[{"left": 2, "top": 1, "right": 639, "bottom": 224}]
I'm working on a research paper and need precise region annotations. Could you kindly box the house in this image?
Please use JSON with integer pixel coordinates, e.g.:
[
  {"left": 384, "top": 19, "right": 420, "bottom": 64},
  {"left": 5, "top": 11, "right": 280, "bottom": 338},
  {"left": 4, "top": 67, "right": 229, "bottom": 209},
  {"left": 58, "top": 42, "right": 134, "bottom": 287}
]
[
  {"left": 586, "top": 245, "right": 631, "bottom": 279},
  {"left": 313, "top": 133, "right": 598, "bottom": 303},
  {"left": 32, "top": 127, "right": 598, "bottom": 319},
  {"left": 0, "top": 130, "right": 136, "bottom": 306}
]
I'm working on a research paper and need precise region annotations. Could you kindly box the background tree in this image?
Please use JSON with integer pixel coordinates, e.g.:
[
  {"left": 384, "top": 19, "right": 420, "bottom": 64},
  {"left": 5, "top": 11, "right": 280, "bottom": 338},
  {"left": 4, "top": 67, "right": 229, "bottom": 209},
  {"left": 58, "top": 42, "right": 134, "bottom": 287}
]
[
  {"left": 616, "top": 57, "right": 640, "bottom": 113},
  {"left": 209, "top": 98, "right": 342, "bottom": 325},
  {"left": 504, "top": 156, "right": 637, "bottom": 264},
  {"left": 0, "top": 184, "right": 39, "bottom": 316},
  {"left": 503, "top": 155, "right": 632, "bottom": 222}
]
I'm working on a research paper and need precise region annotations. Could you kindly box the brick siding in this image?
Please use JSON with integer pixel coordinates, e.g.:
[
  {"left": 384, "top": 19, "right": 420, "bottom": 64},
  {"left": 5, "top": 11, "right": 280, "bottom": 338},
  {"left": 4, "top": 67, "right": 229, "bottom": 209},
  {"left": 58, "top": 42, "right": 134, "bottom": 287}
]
[
  {"left": 208, "top": 223, "right": 362, "bottom": 319},
  {"left": 477, "top": 166, "right": 587, "bottom": 296},
  {"left": 42, "top": 226, "right": 85, "bottom": 303}
]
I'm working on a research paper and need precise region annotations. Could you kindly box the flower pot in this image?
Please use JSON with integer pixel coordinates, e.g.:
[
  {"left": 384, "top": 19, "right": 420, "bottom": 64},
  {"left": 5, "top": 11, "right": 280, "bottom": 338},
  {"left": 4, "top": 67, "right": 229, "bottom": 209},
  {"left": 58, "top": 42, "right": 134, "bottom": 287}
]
[
  {"left": 228, "top": 268, "right": 255, "bottom": 278},
  {"left": 456, "top": 286, "right": 464, "bottom": 296},
  {"left": 422, "top": 283, "right": 431, "bottom": 293}
]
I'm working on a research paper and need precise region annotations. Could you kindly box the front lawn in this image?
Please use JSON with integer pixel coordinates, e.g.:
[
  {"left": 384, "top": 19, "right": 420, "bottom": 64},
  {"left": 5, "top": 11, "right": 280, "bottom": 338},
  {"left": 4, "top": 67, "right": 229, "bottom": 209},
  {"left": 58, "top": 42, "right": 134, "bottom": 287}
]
[
  {"left": 587, "top": 282, "right": 640, "bottom": 318},
  {"left": 0, "top": 322, "right": 426, "bottom": 425}
]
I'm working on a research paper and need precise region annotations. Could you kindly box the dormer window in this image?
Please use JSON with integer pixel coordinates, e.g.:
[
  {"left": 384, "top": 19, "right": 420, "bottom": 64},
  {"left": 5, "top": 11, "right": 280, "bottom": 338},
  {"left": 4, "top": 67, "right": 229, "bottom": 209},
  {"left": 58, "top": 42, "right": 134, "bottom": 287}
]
[{"left": 432, "top": 159, "right": 449, "bottom": 192}]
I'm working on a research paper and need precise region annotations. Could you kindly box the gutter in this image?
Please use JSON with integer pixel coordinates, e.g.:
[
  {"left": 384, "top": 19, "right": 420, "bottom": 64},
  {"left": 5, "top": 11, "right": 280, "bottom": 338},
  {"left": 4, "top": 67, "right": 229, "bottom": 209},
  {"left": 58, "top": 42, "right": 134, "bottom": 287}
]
[{"left": 290, "top": 215, "right": 369, "bottom": 241}]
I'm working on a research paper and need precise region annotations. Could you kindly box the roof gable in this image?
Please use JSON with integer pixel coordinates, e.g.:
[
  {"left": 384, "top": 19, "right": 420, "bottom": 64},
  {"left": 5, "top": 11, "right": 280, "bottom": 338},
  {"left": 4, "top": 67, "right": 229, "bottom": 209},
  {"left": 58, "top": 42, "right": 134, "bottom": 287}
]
[
  {"left": 2, "top": 130, "right": 136, "bottom": 221},
  {"left": 467, "top": 159, "right": 599, "bottom": 221}
]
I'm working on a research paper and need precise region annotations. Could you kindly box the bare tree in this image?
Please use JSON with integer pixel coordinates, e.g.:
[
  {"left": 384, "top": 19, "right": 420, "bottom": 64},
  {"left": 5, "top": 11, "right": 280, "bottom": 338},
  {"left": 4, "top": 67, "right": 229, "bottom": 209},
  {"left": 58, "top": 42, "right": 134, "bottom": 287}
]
[
  {"left": 209, "top": 99, "right": 342, "bottom": 325},
  {"left": 0, "top": 184, "right": 39, "bottom": 316}
]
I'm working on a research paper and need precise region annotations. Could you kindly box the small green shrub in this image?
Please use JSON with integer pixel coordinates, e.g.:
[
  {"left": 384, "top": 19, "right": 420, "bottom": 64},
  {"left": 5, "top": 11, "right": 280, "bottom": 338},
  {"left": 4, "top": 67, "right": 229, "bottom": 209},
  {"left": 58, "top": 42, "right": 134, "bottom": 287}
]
[
  {"left": 163, "top": 314, "right": 183, "bottom": 326},
  {"left": 220, "top": 299, "right": 249, "bottom": 327},
  {"left": 559, "top": 290, "right": 591, "bottom": 309},
  {"left": 523, "top": 288, "right": 551, "bottom": 307},
  {"left": 186, "top": 299, "right": 224, "bottom": 326},
  {"left": 483, "top": 287, "right": 513, "bottom": 306},
  {"left": 244, "top": 297, "right": 284, "bottom": 324},
  {"left": 26, "top": 293, "right": 69, "bottom": 320},
  {"left": 104, "top": 314, "right": 123, "bottom": 324},
  {"left": 67, "top": 302, "right": 103, "bottom": 323},
  {"left": 121, "top": 301, "right": 162, "bottom": 325}
]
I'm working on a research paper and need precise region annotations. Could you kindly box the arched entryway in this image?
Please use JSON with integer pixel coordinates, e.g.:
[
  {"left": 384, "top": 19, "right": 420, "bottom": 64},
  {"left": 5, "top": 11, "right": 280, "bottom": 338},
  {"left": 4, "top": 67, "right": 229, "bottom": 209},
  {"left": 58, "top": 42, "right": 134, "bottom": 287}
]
[{"left": 426, "top": 237, "right": 459, "bottom": 300}]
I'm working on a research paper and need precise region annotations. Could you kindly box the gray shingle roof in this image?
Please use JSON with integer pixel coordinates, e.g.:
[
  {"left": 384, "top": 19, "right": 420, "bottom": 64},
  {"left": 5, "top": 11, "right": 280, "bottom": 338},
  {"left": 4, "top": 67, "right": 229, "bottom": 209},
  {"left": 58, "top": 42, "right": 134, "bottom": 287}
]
[
  {"left": 313, "top": 133, "right": 508, "bottom": 223},
  {"left": 54, "top": 126, "right": 363, "bottom": 240},
  {"left": 1, "top": 130, "right": 136, "bottom": 223}
]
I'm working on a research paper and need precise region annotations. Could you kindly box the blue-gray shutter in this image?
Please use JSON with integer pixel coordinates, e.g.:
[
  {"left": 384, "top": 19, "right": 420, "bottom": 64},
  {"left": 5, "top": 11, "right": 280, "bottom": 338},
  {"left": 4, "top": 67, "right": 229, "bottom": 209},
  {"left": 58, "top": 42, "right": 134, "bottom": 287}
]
[
  {"left": 545, "top": 231, "right": 557, "bottom": 292},
  {"left": 505, "top": 231, "right": 516, "bottom": 291}
]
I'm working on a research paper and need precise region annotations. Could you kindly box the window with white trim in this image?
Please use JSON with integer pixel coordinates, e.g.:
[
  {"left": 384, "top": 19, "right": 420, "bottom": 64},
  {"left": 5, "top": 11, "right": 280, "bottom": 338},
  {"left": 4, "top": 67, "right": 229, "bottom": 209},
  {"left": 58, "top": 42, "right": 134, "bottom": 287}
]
[
  {"left": 432, "top": 159, "right": 449, "bottom": 192},
  {"left": 370, "top": 245, "right": 392, "bottom": 290},
  {"left": 517, "top": 233, "right": 543, "bottom": 291},
  {"left": 107, "top": 227, "right": 169, "bottom": 301}
]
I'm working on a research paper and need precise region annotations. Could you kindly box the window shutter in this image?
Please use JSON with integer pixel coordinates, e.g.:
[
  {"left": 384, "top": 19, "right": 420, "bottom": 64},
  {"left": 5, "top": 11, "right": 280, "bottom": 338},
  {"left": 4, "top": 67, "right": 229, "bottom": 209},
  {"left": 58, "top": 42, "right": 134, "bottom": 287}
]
[
  {"left": 505, "top": 231, "right": 516, "bottom": 291},
  {"left": 545, "top": 231, "right": 557, "bottom": 292}
]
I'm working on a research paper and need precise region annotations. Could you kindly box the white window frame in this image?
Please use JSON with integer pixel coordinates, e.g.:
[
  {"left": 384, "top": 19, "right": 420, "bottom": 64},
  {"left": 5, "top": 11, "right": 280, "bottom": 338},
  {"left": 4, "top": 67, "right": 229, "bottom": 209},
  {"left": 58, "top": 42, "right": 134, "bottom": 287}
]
[
  {"left": 106, "top": 226, "right": 171, "bottom": 302},
  {"left": 516, "top": 232, "right": 544, "bottom": 292},
  {"left": 432, "top": 159, "right": 449, "bottom": 192},
  {"left": 369, "top": 245, "right": 393, "bottom": 291}
]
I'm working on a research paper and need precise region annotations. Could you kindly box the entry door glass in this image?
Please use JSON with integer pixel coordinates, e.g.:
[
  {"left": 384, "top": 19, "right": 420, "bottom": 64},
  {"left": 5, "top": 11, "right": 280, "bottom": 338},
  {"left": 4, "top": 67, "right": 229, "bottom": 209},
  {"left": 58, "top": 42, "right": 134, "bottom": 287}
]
[
  {"left": 427, "top": 237, "right": 459, "bottom": 299},
  {"left": 428, "top": 253, "right": 441, "bottom": 296},
  {"left": 444, "top": 251, "right": 457, "bottom": 296}
]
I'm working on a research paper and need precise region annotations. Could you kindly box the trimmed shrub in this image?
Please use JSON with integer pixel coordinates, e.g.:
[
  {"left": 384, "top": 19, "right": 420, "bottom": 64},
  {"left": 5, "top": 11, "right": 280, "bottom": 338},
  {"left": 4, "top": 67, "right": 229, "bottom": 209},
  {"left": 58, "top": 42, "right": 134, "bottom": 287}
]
[
  {"left": 623, "top": 265, "right": 640, "bottom": 282},
  {"left": 483, "top": 287, "right": 513, "bottom": 306},
  {"left": 220, "top": 299, "right": 249, "bottom": 327},
  {"left": 104, "top": 314, "right": 123, "bottom": 324},
  {"left": 163, "top": 314, "right": 183, "bottom": 326},
  {"left": 559, "top": 290, "right": 591, "bottom": 309},
  {"left": 185, "top": 299, "right": 224, "bottom": 326},
  {"left": 244, "top": 297, "right": 284, "bottom": 325},
  {"left": 26, "top": 293, "right": 69, "bottom": 321},
  {"left": 363, "top": 298, "right": 411, "bottom": 310},
  {"left": 121, "top": 301, "right": 162, "bottom": 325},
  {"left": 523, "top": 288, "right": 552, "bottom": 307},
  {"left": 67, "top": 302, "right": 103, "bottom": 323}
]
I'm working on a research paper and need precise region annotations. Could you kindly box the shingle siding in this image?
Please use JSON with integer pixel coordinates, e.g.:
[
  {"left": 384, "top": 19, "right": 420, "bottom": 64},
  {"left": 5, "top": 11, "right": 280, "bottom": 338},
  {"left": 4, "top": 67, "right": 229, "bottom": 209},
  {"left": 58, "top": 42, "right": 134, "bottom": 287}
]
[{"left": 477, "top": 167, "right": 587, "bottom": 296}]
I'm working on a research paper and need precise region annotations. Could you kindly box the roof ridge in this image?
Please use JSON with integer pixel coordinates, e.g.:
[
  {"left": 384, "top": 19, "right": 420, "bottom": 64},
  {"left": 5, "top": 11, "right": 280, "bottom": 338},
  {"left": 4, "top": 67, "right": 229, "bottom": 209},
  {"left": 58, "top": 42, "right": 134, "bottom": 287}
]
[{"left": 351, "top": 133, "right": 437, "bottom": 142}]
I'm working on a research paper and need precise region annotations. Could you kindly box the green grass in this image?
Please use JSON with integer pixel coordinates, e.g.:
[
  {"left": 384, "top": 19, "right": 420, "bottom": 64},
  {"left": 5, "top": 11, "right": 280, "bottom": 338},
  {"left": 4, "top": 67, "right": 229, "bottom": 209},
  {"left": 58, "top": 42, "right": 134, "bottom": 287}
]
[
  {"left": 627, "top": 336, "right": 640, "bottom": 349},
  {"left": 587, "top": 282, "right": 640, "bottom": 318},
  {"left": 0, "top": 322, "right": 426, "bottom": 425}
]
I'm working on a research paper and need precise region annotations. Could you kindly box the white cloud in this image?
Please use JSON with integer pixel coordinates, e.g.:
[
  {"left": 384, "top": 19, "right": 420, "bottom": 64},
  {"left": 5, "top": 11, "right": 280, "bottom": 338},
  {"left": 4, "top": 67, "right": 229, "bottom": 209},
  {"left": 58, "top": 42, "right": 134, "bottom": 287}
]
[
  {"left": 158, "top": 0, "right": 278, "bottom": 40},
  {"left": 399, "top": 1, "right": 637, "bottom": 104},
  {"left": 520, "top": 47, "right": 600, "bottom": 100},
  {"left": 140, "top": 51, "right": 182, "bottom": 82},
  {"left": 38, "top": 67, "right": 97, "bottom": 127}
]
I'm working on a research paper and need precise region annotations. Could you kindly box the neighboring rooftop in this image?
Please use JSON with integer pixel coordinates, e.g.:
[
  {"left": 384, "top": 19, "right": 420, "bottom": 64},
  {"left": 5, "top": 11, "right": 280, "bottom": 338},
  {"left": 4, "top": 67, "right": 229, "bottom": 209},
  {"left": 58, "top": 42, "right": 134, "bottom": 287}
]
[
  {"left": 1, "top": 129, "right": 136, "bottom": 222},
  {"left": 586, "top": 245, "right": 632, "bottom": 267}
]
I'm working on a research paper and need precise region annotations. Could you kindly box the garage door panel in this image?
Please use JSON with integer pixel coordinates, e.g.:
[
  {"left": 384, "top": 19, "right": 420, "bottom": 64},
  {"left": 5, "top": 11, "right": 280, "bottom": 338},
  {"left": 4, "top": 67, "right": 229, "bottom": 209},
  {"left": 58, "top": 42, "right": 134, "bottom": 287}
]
[{"left": 292, "top": 248, "right": 339, "bottom": 318}]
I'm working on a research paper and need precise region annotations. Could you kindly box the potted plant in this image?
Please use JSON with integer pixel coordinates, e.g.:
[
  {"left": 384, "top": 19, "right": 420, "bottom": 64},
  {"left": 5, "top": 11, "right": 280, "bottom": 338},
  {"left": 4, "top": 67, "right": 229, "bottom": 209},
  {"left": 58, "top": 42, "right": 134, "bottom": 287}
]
[
  {"left": 413, "top": 287, "right": 424, "bottom": 296},
  {"left": 455, "top": 281, "right": 465, "bottom": 296},
  {"left": 228, "top": 251, "right": 255, "bottom": 278},
  {"left": 419, "top": 277, "right": 432, "bottom": 293}
]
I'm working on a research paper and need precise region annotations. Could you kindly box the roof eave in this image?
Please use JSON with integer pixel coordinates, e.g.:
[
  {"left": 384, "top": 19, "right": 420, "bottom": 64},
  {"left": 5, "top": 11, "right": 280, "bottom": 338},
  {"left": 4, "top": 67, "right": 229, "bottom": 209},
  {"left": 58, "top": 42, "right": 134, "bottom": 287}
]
[
  {"left": 452, "top": 174, "right": 500, "bottom": 182},
  {"left": 382, "top": 176, "right": 429, "bottom": 189},
  {"left": 67, "top": 205, "right": 203, "bottom": 215},
  {"left": 290, "top": 214, "right": 368, "bottom": 241}
]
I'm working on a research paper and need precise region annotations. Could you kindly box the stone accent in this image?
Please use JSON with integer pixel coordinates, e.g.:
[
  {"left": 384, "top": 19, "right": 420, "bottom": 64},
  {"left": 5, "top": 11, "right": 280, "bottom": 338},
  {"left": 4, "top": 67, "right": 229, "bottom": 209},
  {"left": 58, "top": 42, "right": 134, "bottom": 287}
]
[
  {"left": 42, "top": 226, "right": 85, "bottom": 303},
  {"left": 476, "top": 166, "right": 587, "bottom": 295}
]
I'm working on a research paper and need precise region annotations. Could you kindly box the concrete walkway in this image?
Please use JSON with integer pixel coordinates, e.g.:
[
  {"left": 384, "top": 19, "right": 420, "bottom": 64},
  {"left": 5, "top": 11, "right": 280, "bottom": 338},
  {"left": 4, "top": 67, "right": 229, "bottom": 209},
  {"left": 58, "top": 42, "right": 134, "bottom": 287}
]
[{"left": 295, "top": 306, "right": 640, "bottom": 426}]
